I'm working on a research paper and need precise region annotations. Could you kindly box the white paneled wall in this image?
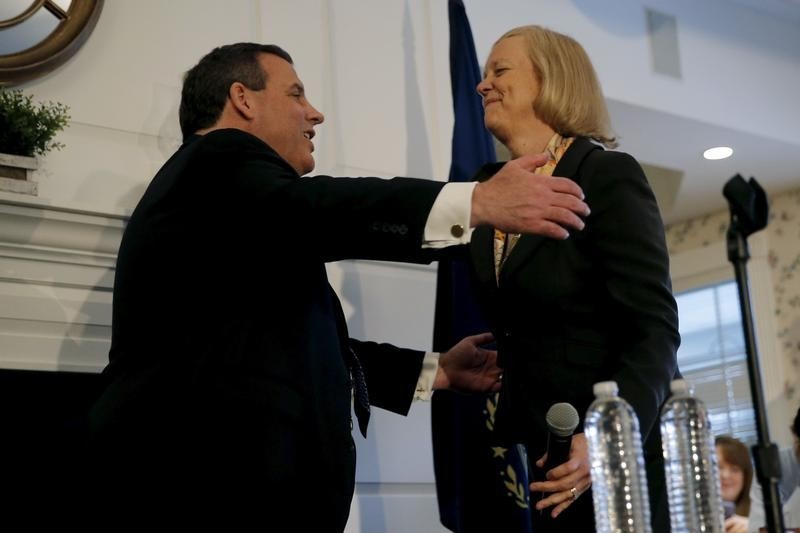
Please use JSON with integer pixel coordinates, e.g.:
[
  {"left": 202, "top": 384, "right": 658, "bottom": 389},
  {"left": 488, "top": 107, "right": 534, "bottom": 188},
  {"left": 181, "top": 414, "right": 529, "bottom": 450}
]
[{"left": 330, "top": 259, "right": 448, "bottom": 531}]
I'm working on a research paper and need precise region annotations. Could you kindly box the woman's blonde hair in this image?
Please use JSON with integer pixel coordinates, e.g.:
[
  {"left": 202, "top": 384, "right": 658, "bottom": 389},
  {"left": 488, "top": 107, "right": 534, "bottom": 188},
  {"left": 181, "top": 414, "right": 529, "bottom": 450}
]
[{"left": 498, "top": 25, "right": 617, "bottom": 148}]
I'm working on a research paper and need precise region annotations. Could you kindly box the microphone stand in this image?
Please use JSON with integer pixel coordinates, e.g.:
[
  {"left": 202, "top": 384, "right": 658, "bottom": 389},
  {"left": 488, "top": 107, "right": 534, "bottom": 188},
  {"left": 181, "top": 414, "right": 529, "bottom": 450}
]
[{"left": 723, "top": 174, "right": 784, "bottom": 533}]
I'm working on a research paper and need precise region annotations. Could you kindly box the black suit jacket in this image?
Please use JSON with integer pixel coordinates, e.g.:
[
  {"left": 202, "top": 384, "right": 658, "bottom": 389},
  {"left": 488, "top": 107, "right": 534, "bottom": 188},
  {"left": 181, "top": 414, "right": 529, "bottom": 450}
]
[
  {"left": 469, "top": 138, "right": 680, "bottom": 530},
  {"left": 87, "top": 129, "right": 446, "bottom": 529}
]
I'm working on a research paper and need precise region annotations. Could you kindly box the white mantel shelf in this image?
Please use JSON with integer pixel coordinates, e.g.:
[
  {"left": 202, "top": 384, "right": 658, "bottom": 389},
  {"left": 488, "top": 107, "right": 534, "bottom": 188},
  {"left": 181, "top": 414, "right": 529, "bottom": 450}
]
[{"left": 0, "top": 194, "right": 129, "bottom": 374}]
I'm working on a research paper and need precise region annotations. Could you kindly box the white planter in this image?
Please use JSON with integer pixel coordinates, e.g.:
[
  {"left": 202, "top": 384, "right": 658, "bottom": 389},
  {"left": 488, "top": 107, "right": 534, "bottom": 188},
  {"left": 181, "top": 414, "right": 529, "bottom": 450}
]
[{"left": 0, "top": 152, "right": 38, "bottom": 195}]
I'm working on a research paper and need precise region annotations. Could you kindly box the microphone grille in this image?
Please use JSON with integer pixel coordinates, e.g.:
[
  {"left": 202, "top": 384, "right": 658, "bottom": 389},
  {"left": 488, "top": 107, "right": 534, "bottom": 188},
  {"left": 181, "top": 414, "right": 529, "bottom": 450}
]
[{"left": 546, "top": 402, "right": 580, "bottom": 437}]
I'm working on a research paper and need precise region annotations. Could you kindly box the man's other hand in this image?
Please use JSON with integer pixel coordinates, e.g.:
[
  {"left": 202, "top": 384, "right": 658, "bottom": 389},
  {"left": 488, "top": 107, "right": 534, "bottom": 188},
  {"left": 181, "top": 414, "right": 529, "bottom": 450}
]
[{"left": 433, "top": 332, "right": 501, "bottom": 392}]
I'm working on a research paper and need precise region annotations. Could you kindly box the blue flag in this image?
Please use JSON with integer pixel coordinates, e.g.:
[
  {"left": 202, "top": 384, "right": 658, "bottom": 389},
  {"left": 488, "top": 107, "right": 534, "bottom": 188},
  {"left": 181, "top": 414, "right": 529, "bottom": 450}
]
[{"left": 431, "top": 1, "right": 533, "bottom": 532}]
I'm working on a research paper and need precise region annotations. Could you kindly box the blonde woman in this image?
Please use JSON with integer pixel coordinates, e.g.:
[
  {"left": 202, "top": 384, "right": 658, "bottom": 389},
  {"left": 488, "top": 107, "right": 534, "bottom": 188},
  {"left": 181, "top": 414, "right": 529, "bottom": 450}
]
[{"left": 468, "top": 25, "right": 680, "bottom": 531}]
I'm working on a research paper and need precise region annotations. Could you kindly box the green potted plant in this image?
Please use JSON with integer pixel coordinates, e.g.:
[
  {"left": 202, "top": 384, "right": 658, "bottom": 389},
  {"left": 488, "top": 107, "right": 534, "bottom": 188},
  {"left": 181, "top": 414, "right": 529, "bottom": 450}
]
[{"left": 0, "top": 88, "right": 70, "bottom": 195}]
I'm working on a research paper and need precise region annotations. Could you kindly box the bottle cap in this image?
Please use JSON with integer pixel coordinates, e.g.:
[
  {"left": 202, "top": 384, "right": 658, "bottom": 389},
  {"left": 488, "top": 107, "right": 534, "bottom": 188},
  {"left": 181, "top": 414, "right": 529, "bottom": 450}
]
[
  {"left": 670, "top": 379, "right": 693, "bottom": 395},
  {"left": 593, "top": 381, "right": 618, "bottom": 397}
]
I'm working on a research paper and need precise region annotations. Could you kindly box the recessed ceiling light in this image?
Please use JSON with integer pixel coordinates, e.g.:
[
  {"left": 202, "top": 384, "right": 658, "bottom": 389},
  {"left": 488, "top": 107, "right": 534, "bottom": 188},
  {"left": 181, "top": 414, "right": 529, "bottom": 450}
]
[{"left": 703, "top": 146, "right": 733, "bottom": 160}]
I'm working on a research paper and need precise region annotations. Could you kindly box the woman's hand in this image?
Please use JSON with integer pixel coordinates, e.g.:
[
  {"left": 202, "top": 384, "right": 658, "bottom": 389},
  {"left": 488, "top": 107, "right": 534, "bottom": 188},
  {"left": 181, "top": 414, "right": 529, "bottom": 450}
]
[
  {"left": 724, "top": 514, "right": 748, "bottom": 533},
  {"left": 529, "top": 432, "right": 592, "bottom": 518}
]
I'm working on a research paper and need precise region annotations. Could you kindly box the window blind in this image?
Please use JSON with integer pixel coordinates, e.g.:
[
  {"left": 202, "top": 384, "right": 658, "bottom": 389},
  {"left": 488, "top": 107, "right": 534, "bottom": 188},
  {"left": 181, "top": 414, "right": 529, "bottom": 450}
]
[{"left": 676, "top": 281, "right": 756, "bottom": 444}]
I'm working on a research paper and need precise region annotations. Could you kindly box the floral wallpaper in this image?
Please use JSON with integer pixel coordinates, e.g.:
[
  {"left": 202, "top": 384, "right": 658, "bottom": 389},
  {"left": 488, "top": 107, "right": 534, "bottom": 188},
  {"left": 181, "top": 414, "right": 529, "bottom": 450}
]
[{"left": 666, "top": 187, "right": 800, "bottom": 401}]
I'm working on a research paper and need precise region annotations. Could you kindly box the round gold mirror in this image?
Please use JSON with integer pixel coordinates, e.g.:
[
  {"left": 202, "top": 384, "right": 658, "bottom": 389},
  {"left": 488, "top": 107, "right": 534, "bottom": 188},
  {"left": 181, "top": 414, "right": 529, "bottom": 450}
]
[{"left": 0, "top": 0, "right": 104, "bottom": 86}]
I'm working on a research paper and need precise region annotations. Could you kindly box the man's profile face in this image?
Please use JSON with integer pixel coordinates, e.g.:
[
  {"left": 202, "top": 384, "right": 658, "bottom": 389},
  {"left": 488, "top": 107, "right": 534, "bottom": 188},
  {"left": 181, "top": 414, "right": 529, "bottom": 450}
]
[{"left": 249, "top": 53, "right": 324, "bottom": 175}]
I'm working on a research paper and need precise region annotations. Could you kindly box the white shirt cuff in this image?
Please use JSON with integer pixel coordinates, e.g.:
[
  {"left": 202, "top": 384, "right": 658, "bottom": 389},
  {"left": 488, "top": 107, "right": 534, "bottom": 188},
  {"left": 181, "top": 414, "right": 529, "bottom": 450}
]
[
  {"left": 422, "top": 182, "right": 476, "bottom": 249},
  {"left": 414, "top": 352, "right": 440, "bottom": 401}
]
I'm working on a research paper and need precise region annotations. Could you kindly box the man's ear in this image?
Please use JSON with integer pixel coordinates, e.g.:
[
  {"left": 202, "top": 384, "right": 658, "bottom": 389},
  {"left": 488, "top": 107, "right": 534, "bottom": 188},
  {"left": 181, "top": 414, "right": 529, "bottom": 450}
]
[{"left": 228, "top": 82, "right": 256, "bottom": 120}]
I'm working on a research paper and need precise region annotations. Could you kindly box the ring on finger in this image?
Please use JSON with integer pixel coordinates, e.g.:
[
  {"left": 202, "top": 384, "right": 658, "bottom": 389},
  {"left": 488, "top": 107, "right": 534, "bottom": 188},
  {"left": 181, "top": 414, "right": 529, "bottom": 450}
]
[{"left": 569, "top": 487, "right": 578, "bottom": 501}]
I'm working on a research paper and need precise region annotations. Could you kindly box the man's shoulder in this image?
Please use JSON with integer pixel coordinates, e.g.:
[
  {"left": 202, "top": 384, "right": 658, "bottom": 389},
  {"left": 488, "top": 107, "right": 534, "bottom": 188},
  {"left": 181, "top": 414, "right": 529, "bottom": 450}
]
[
  {"left": 782, "top": 446, "right": 800, "bottom": 478},
  {"left": 184, "top": 128, "right": 298, "bottom": 175},
  {"left": 193, "top": 128, "right": 270, "bottom": 154}
]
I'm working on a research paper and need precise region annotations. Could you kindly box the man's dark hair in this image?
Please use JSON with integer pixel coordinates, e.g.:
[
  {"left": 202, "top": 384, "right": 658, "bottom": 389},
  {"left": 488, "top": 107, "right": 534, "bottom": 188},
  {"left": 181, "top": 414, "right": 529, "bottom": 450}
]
[
  {"left": 793, "top": 404, "right": 800, "bottom": 439},
  {"left": 179, "top": 43, "right": 292, "bottom": 139}
]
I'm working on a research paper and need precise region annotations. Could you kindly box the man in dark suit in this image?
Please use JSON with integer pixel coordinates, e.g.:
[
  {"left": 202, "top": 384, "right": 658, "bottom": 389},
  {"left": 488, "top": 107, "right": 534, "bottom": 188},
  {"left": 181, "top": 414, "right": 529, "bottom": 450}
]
[{"left": 86, "top": 43, "right": 589, "bottom": 529}]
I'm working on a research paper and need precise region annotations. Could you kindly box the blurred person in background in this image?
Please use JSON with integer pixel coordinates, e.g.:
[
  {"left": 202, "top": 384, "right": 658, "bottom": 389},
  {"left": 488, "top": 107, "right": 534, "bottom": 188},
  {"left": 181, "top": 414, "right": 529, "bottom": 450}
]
[
  {"left": 716, "top": 435, "right": 753, "bottom": 533},
  {"left": 747, "top": 405, "right": 800, "bottom": 532}
]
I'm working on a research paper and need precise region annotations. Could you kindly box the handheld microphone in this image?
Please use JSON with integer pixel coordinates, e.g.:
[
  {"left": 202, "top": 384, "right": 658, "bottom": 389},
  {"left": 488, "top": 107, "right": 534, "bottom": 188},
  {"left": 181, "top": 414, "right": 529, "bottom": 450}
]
[
  {"left": 534, "top": 402, "right": 580, "bottom": 521},
  {"left": 543, "top": 402, "right": 579, "bottom": 473}
]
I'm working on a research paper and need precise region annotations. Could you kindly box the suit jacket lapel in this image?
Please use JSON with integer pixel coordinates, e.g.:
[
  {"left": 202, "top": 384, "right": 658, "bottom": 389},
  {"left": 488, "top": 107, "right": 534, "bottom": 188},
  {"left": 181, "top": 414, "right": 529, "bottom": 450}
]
[
  {"left": 498, "top": 233, "right": 545, "bottom": 284},
  {"left": 496, "top": 138, "right": 601, "bottom": 283},
  {"left": 548, "top": 137, "right": 598, "bottom": 187}
]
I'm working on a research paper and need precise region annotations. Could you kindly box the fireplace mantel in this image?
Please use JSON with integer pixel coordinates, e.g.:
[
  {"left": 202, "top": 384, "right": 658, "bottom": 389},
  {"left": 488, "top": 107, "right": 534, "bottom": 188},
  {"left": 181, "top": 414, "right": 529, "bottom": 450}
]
[{"left": 0, "top": 193, "right": 128, "bottom": 372}]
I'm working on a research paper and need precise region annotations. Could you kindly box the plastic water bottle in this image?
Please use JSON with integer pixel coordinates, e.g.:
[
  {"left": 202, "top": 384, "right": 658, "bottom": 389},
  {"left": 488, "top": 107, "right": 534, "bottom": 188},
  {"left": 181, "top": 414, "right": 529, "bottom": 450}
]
[
  {"left": 660, "top": 379, "right": 724, "bottom": 532},
  {"left": 585, "top": 381, "right": 652, "bottom": 533}
]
